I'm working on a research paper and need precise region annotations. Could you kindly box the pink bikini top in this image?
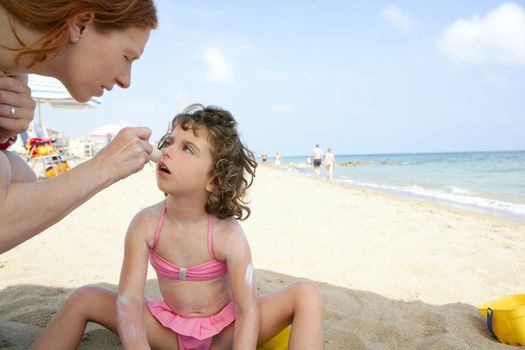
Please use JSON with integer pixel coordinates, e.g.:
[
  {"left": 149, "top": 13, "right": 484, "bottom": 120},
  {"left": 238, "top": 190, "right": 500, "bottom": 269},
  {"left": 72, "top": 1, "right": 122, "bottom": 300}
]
[{"left": 149, "top": 208, "right": 227, "bottom": 281}]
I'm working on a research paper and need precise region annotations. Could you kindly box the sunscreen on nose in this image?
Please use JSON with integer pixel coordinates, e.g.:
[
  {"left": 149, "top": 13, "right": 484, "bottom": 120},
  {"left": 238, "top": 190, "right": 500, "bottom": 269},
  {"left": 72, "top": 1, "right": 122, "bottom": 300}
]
[{"left": 149, "top": 146, "right": 161, "bottom": 162}]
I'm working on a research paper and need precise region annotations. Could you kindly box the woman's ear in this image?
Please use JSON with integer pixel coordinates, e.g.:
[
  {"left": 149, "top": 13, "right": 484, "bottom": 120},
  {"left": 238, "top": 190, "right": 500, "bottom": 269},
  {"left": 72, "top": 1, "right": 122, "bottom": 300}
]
[{"left": 67, "top": 12, "right": 95, "bottom": 43}]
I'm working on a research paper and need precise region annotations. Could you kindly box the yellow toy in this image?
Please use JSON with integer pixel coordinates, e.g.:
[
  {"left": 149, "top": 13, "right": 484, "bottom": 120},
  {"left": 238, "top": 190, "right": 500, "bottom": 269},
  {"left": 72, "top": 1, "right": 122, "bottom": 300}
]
[
  {"left": 257, "top": 326, "right": 291, "bottom": 350},
  {"left": 478, "top": 294, "right": 525, "bottom": 346}
]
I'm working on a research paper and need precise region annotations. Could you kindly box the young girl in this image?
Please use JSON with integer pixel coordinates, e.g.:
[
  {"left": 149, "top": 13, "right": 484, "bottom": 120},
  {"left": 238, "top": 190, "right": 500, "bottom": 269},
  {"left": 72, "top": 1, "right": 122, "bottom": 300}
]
[{"left": 31, "top": 104, "right": 324, "bottom": 349}]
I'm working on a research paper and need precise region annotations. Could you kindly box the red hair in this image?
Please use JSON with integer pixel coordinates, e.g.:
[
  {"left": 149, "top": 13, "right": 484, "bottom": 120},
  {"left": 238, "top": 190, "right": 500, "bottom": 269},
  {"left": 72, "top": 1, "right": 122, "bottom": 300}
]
[{"left": 1, "top": 0, "right": 158, "bottom": 67}]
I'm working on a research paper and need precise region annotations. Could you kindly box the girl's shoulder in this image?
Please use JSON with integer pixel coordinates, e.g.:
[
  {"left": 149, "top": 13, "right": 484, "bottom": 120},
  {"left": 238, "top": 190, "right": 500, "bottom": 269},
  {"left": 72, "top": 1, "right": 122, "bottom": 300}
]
[
  {"left": 127, "top": 201, "right": 166, "bottom": 244},
  {"left": 211, "top": 217, "right": 248, "bottom": 260},
  {"left": 213, "top": 216, "right": 243, "bottom": 238},
  {"left": 132, "top": 201, "right": 165, "bottom": 222}
]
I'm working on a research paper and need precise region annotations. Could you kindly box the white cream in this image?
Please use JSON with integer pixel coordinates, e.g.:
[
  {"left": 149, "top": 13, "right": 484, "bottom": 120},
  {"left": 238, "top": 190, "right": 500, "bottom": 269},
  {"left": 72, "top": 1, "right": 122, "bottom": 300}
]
[
  {"left": 245, "top": 262, "right": 254, "bottom": 287},
  {"left": 116, "top": 295, "right": 147, "bottom": 344},
  {"left": 149, "top": 147, "right": 162, "bottom": 163}
]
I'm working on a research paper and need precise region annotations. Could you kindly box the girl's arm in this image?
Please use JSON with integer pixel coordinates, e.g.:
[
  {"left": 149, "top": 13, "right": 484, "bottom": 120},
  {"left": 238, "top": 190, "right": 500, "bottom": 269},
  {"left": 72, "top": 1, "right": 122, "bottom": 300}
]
[
  {"left": 117, "top": 210, "right": 153, "bottom": 350},
  {"left": 220, "top": 220, "right": 259, "bottom": 349}
]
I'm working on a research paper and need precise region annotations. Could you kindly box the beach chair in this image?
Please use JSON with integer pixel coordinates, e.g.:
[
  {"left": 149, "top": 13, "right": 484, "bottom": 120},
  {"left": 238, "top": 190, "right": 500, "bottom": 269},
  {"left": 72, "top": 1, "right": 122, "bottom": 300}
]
[{"left": 26, "top": 137, "right": 70, "bottom": 178}]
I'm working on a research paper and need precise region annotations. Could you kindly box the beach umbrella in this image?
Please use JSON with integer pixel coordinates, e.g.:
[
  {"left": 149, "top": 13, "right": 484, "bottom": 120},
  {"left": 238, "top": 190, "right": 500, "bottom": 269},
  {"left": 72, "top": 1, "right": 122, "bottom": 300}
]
[
  {"left": 90, "top": 123, "right": 124, "bottom": 137},
  {"left": 29, "top": 74, "right": 102, "bottom": 108},
  {"left": 28, "top": 74, "right": 102, "bottom": 138}
]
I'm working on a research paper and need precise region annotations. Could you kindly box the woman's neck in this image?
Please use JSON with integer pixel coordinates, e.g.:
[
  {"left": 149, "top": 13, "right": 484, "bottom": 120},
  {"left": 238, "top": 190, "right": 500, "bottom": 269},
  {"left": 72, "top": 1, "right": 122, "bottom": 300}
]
[{"left": 0, "top": 6, "right": 52, "bottom": 75}]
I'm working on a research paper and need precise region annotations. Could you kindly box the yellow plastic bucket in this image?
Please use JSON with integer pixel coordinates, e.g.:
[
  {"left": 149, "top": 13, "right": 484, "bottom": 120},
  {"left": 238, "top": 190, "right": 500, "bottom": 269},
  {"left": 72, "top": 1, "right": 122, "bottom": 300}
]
[
  {"left": 478, "top": 294, "right": 525, "bottom": 346},
  {"left": 257, "top": 326, "right": 291, "bottom": 350}
]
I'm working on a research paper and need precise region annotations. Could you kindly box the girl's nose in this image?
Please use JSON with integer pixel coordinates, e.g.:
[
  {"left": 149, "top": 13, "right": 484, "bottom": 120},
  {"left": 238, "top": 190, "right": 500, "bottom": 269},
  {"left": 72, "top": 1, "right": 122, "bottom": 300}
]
[{"left": 161, "top": 146, "right": 171, "bottom": 159}]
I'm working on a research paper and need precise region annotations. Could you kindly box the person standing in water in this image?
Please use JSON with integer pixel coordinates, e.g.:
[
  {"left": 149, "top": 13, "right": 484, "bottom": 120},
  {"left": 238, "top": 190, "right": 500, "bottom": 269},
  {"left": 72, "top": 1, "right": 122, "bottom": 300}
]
[
  {"left": 325, "top": 148, "right": 336, "bottom": 181},
  {"left": 310, "top": 144, "right": 323, "bottom": 179}
]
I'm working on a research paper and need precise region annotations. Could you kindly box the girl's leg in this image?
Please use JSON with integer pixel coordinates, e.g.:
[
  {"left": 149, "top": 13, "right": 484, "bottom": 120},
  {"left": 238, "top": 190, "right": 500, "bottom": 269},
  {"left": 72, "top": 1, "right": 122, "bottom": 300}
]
[
  {"left": 31, "top": 286, "right": 179, "bottom": 350},
  {"left": 212, "top": 281, "right": 324, "bottom": 350},
  {"left": 31, "top": 286, "right": 119, "bottom": 350},
  {"left": 259, "top": 281, "right": 324, "bottom": 349}
]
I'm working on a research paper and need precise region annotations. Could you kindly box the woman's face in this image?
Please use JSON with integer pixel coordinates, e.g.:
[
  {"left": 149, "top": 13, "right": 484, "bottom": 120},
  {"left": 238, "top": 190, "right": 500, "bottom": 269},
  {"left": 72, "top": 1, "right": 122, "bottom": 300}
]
[{"left": 58, "top": 25, "right": 151, "bottom": 102}]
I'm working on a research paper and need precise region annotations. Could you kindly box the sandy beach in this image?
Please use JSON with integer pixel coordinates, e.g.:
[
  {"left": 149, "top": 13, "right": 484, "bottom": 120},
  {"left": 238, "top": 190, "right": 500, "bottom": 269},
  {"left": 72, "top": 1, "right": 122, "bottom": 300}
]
[{"left": 1, "top": 164, "right": 524, "bottom": 349}]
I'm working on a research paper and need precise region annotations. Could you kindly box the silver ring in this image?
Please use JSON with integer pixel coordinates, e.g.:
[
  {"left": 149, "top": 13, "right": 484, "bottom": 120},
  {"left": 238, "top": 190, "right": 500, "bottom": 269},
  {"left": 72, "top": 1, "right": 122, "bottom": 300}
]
[{"left": 9, "top": 106, "right": 16, "bottom": 118}]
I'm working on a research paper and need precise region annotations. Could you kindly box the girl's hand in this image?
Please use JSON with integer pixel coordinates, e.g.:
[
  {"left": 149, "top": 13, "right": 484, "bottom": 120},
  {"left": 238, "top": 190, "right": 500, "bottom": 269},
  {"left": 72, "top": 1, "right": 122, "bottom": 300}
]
[{"left": 0, "top": 71, "right": 36, "bottom": 143}]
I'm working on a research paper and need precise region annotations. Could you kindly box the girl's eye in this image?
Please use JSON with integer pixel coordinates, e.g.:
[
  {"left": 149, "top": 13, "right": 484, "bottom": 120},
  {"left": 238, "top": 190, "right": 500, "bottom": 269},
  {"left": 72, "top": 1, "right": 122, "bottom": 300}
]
[
  {"left": 124, "top": 55, "right": 133, "bottom": 62},
  {"left": 182, "top": 145, "right": 193, "bottom": 154},
  {"left": 159, "top": 139, "right": 172, "bottom": 149}
]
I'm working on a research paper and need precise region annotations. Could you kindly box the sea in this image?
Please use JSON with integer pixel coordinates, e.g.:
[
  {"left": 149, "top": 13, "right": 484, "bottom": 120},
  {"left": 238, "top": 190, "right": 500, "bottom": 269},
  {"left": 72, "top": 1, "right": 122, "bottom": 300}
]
[{"left": 275, "top": 150, "right": 525, "bottom": 223}]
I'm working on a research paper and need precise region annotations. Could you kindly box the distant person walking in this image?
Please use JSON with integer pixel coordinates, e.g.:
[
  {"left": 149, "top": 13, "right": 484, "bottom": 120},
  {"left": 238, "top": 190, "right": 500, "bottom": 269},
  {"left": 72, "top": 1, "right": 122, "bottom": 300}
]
[
  {"left": 261, "top": 151, "right": 268, "bottom": 164},
  {"left": 311, "top": 144, "right": 323, "bottom": 179},
  {"left": 274, "top": 152, "right": 281, "bottom": 167},
  {"left": 325, "top": 148, "right": 336, "bottom": 181}
]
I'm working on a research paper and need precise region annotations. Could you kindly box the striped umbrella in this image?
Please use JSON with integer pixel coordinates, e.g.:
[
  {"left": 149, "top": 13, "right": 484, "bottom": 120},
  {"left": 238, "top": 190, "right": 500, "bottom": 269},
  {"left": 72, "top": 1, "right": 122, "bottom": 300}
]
[
  {"left": 27, "top": 74, "right": 102, "bottom": 138},
  {"left": 28, "top": 74, "right": 102, "bottom": 108}
]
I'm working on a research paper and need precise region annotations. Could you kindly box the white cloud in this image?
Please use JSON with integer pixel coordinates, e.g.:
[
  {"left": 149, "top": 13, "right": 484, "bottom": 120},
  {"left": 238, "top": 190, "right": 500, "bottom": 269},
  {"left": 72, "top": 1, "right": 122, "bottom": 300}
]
[
  {"left": 175, "top": 91, "right": 189, "bottom": 108},
  {"left": 202, "top": 47, "right": 235, "bottom": 85},
  {"left": 381, "top": 5, "right": 413, "bottom": 32},
  {"left": 436, "top": 3, "right": 525, "bottom": 65},
  {"left": 271, "top": 104, "right": 294, "bottom": 114}
]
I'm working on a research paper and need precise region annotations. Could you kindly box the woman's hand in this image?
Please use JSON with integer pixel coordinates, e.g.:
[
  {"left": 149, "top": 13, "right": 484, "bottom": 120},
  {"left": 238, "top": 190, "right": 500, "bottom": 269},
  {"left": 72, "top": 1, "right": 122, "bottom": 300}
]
[
  {"left": 0, "top": 71, "right": 36, "bottom": 143},
  {"left": 93, "top": 127, "right": 153, "bottom": 183}
]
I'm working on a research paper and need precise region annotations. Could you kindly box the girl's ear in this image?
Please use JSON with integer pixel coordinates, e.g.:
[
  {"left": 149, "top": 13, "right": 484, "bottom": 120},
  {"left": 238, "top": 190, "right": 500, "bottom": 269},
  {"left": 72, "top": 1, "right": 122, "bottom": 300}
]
[
  {"left": 205, "top": 179, "right": 215, "bottom": 193},
  {"left": 67, "top": 12, "right": 95, "bottom": 43}
]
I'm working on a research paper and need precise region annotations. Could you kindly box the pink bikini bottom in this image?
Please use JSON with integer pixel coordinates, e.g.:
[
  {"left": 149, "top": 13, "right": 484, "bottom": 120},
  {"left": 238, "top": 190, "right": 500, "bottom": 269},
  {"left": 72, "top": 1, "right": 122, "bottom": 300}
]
[{"left": 147, "top": 299, "right": 235, "bottom": 350}]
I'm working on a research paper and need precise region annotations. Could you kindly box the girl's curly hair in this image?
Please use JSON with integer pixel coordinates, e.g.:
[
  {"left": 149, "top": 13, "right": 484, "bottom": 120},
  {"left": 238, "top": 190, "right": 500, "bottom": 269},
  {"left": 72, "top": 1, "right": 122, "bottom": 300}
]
[{"left": 159, "top": 104, "right": 257, "bottom": 220}]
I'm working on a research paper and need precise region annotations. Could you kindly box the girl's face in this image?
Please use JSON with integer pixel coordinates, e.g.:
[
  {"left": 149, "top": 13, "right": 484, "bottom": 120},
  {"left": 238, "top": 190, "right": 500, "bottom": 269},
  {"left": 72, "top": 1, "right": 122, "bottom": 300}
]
[
  {"left": 156, "top": 123, "right": 215, "bottom": 198},
  {"left": 56, "top": 24, "right": 150, "bottom": 102}
]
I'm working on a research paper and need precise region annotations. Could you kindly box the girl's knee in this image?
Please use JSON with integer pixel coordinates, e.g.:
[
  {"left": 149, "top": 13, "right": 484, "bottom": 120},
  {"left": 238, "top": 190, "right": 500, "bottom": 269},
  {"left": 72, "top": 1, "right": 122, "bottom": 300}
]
[
  {"left": 292, "top": 281, "right": 324, "bottom": 309},
  {"left": 69, "top": 285, "right": 99, "bottom": 301},
  {"left": 65, "top": 286, "right": 107, "bottom": 313}
]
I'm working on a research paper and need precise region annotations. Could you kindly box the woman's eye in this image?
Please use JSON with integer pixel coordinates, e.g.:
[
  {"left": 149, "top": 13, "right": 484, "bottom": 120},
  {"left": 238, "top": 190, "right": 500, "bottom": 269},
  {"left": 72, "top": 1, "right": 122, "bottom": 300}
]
[{"left": 124, "top": 55, "right": 133, "bottom": 62}]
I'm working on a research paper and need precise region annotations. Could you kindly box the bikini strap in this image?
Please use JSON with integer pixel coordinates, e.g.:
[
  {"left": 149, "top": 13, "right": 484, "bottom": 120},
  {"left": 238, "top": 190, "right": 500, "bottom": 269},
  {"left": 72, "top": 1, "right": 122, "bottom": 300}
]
[
  {"left": 152, "top": 207, "right": 167, "bottom": 249},
  {"left": 207, "top": 213, "right": 218, "bottom": 260}
]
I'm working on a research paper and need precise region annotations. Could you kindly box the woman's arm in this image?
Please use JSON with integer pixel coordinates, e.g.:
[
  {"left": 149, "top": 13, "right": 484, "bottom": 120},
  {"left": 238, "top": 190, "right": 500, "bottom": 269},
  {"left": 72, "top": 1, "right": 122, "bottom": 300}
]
[
  {"left": 2, "top": 150, "right": 36, "bottom": 183},
  {"left": 219, "top": 220, "right": 259, "bottom": 349},
  {"left": 117, "top": 209, "right": 153, "bottom": 350},
  {"left": 0, "top": 127, "right": 152, "bottom": 253}
]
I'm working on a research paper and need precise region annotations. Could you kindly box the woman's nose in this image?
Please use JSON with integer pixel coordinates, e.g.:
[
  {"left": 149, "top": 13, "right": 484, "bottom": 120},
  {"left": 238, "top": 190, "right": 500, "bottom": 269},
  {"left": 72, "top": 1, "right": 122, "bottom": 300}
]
[{"left": 115, "top": 67, "right": 131, "bottom": 89}]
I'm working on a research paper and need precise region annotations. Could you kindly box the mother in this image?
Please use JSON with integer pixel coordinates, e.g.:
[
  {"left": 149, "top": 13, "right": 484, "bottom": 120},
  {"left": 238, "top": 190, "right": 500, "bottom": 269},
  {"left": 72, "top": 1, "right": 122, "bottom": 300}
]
[{"left": 0, "top": 0, "right": 158, "bottom": 253}]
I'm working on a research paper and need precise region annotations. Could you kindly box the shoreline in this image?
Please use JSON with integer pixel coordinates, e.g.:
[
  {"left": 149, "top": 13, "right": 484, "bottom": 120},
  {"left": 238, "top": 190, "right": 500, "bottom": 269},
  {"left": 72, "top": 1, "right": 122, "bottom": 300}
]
[{"left": 272, "top": 164, "right": 525, "bottom": 225}]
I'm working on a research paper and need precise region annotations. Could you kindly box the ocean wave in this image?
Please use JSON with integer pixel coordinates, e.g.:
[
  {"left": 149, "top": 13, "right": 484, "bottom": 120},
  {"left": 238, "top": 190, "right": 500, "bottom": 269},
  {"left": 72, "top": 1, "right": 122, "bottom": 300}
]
[{"left": 341, "top": 180, "right": 525, "bottom": 218}]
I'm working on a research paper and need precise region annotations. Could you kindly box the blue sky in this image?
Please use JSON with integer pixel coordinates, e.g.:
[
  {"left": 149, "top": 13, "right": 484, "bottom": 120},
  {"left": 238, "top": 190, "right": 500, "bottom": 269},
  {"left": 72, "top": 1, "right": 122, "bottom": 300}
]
[{"left": 41, "top": 1, "right": 525, "bottom": 156}]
